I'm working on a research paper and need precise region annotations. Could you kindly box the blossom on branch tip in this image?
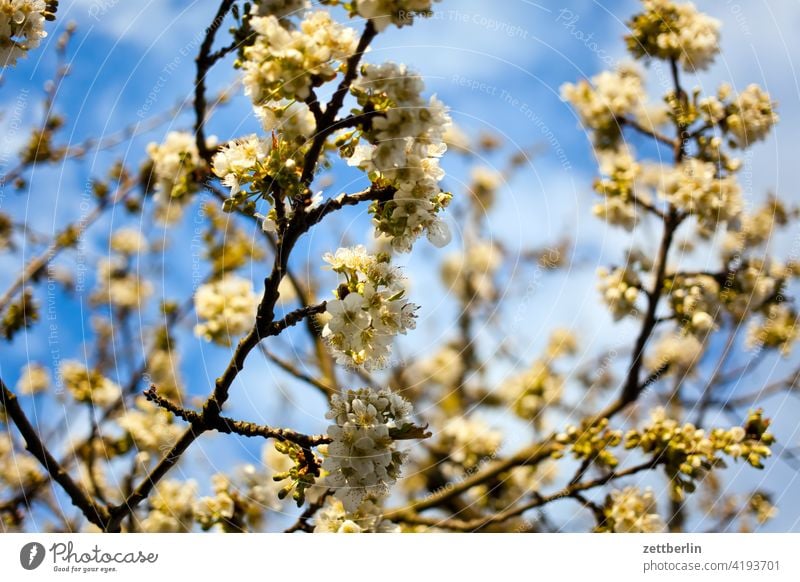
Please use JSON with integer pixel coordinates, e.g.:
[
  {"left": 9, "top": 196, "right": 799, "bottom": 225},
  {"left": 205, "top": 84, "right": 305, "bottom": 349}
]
[
  {"left": 241, "top": 11, "right": 358, "bottom": 104},
  {"left": 347, "top": 62, "right": 453, "bottom": 252},
  {"left": 626, "top": 0, "right": 720, "bottom": 71},
  {"left": 321, "top": 246, "right": 417, "bottom": 369},
  {"left": 322, "top": 387, "right": 415, "bottom": 512},
  {"left": 560, "top": 65, "right": 644, "bottom": 149}
]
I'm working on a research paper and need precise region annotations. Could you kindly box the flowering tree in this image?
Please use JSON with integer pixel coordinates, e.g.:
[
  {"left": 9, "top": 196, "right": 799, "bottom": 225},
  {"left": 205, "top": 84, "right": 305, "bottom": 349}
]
[{"left": 0, "top": 0, "right": 795, "bottom": 533}]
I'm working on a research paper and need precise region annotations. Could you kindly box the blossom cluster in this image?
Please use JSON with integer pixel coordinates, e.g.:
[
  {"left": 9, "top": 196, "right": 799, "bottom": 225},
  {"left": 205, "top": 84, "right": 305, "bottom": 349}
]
[
  {"left": 625, "top": 0, "right": 720, "bottom": 71},
  {"left": 560, "top": 65, "right": 644, "bottom": 148},
  {"left": 625, "top": 408, "right": 775, "bottom": 501},
  {"left": 720, "top": 257, "right": 793, "bottom": 320},
  {"left": 313, "top": 496, "right": 399, "bottom": 533},
  {"left": 59, "top": 360, "right": 121, "bottom": 407},
  {"left": 211, "top": 135, "right": 271, "bottom": 202},
  {"left": 348, "top": 62, "right": 452, "bottom": 252},
  {"left": 600, "top": 487, "right": 666, "bottom": 533},
  {"left": 92, "top": 229, "right": 152, "bottom": 311},
  {"left": 592, "top": 147, "right": 644, "bottom": 230},
  {"left": 469, "top": 166, "right": 503, "bottom": 210},
  {"left": 321, "top": 246, "right": 417, "bottom": 369},
  {"left": 1, "top": 0, "right": 48, "bottom": 68},
  {"left": 139, "top": 479, "right": 198, "bottom": 533},
  {"left": 408, "top": 344, "right": 464, "bottom": 390},
  {"left": 747, "top": 303, "right": 799, "bottom": 356},
  {"left": 440, "top": 241, "right": 502, "bottom": 301},
  {"left": 118, "top": 397, "right": 183, "bottom": 454},
  {"left": 15, "top": 362, "right": 50, "bottom": 395},
  {"left": 146, "top": 131, "right": 205, "bottom": 224},
  {"left": 241, "top": 11, "right": 358, "bottom": 104},
  {"left": 700, "top": 84, "right": 779, "bottom": 148},
  {"left": 500, "top": 360, "right": 563, "bottom": 422},
  {"left": 0, "top": 434, "right": 43, "bottom": 492},
  {"left": 667, "top": 274, "right": 720, "bottom": 335},
  {"left": 194, "top": 275, "right": 258, "bottom": 346},
  {"left": 322, "top": 387, "right": 413, "bottom": 512},
  {"left": 645, "top": 332, "right": 704, "bottom": 376},
  {"left": 137, "top": 443, "right": 294, "bottom": 532},
  {"left": 556, "top": 418, "right": 622, "bottom": 469},
  {"left": 211, "top": 133, "right": 319, "bottom": 232},
  {"left": 596, "top": 264, "right": 642, "bottom": 321},
  {"left": 658, "top": 159, "right": 742, "bottom": 234},
  {"left": 435, "top": 416, "right": 502, "bottom": 472}
]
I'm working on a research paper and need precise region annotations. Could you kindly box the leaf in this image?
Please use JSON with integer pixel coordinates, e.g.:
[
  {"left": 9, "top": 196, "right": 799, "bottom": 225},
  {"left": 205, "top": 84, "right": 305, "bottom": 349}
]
[{"left": 390, "top": 423, "right": 431, "bottom": 441}]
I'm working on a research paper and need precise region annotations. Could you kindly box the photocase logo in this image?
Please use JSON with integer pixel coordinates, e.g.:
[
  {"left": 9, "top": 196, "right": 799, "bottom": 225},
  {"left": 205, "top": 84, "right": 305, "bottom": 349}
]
[{"left": 20, "top": 542, "right": 46, "bottom": 570}]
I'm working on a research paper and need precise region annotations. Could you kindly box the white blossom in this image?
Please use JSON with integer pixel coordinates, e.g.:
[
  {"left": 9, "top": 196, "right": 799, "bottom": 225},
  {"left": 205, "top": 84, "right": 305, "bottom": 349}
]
[
  {"left": 194, "top": 275, "right": 258, "bottom": 346},
  {"left": 110, "top": 228, "right": 148, "bottom": 255},
  {"left": 322, "top": 387, "right": 412, "bottom": 512},
  {"left": 93, "top": 257, "right": 152, "bottom": 310},
  {"left": 561, "top": 65, "right": 644, "bottom": 142},
  {"left": 16, "top": 362, "right": 49, "bottom": 395},
  {"left": 321, "top": 246, "right": 417, "bottom": 369},
  {"left": 211, "top": 134, "right": 271, "bottom": 198},
  {"left": 59, "top": 361, "right": 121, "bottom": 406},
  {"left": 726, "top": 84, "right": 779, "bottom": 148},
  {"left": 118, "top": 397, "right": 183, "bottom": 453},
  {"left": 606, "top": 487, "right": 666, "bottom": 533},
  {"left": 627, "top": 0, "right": 720, "bottom": 71},
  {"left": 349, "top": 62, "right": 452, "bottom": 252},
  {"left": 313, "top": 496, "right": 399, "bottom": 533},
  {"left": 242, "top": 11, "right": 358, "bottom": 104},
  {"left": 597, "top": 265, "right": 642, "bottom": 321},
  {"left": 0, "top": 434, "right": 42, "bottom": 489},
  {"left": 657, "top": 159, "right": 741, "bottom": 234},
  {"left": 441, "top": 242, "right": 501, "bottom": 301},
  {"left": 147, "top": 131, "right": 205, "bottom": 224},
  {"left": 0, "top": 0, "right": 48, "bottom": 68},
  {"left": 140, "top": 480, "right": 198, "bottom": 533}
]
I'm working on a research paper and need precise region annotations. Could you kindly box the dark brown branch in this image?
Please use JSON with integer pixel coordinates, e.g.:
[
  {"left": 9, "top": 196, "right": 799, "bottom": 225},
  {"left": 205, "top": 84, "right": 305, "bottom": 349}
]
[
  {"left": 1, "top": 378, "right": 110, "bottom": 530},
  {"left": 593, "top": 62, "right": 689, "bottom": 422},
  {"left": 384, "top": 438, "right": 562, "bottom": 520},
  {"left": 395, "top": 459, "right": 660, "bottom": 531},
  {"left": 299, "top": 21, "right": 377, "bottom": 188},
  {"left": 193, "top": 0, "right": 236, "bottom": 162},
  {"left": 143, "top": 386, "right": 331, "bottom": 447},
  {"left": 596, "top": 209, "right": 682, "bottom": 421},
  {"left": 265, "top": 302, "right": 327, "bottom": 336}
]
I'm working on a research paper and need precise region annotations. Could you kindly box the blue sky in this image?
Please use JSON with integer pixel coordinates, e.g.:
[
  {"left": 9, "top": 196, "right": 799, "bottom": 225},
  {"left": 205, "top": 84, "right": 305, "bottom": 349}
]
[{"left": 1, "top": 0, "right": 799, "bottom": 531}]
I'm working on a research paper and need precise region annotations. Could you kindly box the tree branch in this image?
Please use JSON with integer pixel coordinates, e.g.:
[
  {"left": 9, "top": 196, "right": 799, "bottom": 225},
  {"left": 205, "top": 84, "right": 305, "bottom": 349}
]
[
  {"left": 394, "top": 459, "right": 660, "bottom": 531},
  {"left": 194, "top": 0, "right": 236, "bottom": 162},
  {"left": 299, "top": 21, "right": 377, "bottom": 188},
  {"left": 1, "top": 378, "right": 110, "bottom": 530},
  {"left": 143, "top": 386, "right": 330, "bottom": 447}
]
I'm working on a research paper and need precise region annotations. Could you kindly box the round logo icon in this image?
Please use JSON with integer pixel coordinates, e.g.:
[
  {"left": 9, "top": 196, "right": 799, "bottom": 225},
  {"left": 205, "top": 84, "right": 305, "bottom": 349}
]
[{"left": 20, "top": 542, "right": 46, "bottom": 570}]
